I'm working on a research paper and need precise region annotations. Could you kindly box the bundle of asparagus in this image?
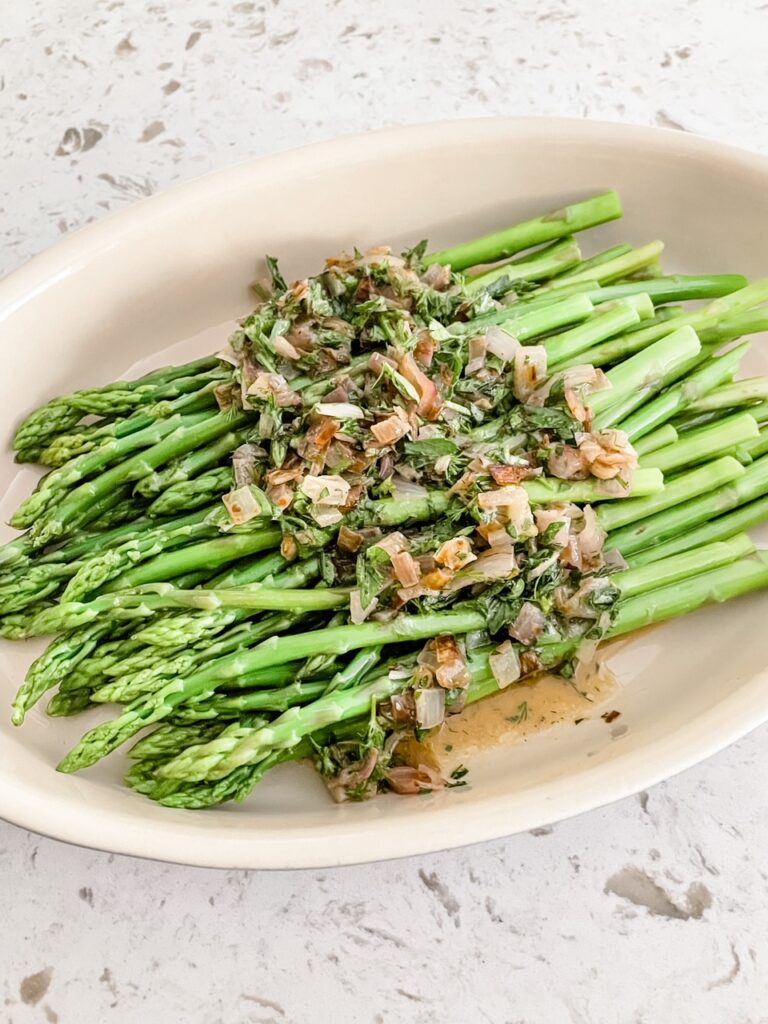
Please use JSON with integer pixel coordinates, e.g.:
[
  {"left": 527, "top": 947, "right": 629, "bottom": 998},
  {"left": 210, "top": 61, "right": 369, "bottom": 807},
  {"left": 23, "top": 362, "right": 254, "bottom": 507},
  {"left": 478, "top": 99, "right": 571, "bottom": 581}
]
[{"left": 5, "top": 190, "right": 768, "bottom": 809}]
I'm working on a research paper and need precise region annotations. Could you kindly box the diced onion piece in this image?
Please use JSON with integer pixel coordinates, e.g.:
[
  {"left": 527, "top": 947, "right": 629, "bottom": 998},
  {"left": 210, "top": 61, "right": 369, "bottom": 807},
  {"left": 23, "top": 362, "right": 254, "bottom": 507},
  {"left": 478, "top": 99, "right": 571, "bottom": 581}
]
[
  {"left": 466, "top": 335, "right": 487, "bottom": 376},
  {"left": 488, "top": 462, "right": 532, "bottom": 485},
  {"left": 222, "top": 486, "right": 265, "bottom": 525},
  {"left": 300, "top": 474, "right": 351, "bottom": 506},
  {"left": 247, "top": 370, "right": 302, "bottom": 407},
  {"left": 310, "top": 505, "right": 343, "bottom": 527},
  {"left": 578, "top": 505, "right": 607, "bottom": 569},
  {"left": 446, "top": 549, "right": 517, "bottom": 593},
  {"left": 215, "top": 343, "right": 239, "bottom": 367},
  {"left": 478, "top": 485, "right": 534, "bottom": 536},
  {"left": 315, "top": 402, "right": 366, "bottom": 420},
  {"left": 372, "top": 531, "right": 409, "bottom": 557},
  {"left": 477, "top": 519, "right": 514, "bottom": 550},
  {"left": 509, "top": 602, "right": 546, "bottom": 645},
  {"left": 548, "top": 445, "right": 589, "bottom": 481},
  {"left": 337, "top": 526, "right": 365, "bottom": 553},
  {"left": 273, "top": 335, "right": 302, "bottom": 361},
  {"left": 398, "top": 352, "right": 443, "bottom": 420},
  {"left": 392, "top": 551, "right": 421, "bottom": 588},
  {"left": 434, "top": 454, "right": 452, "bottom": 476},
  {"left": 370, "top": 408, "right": 411, "bottom": 445},
  {"left": 485, "top": 325, "right": 520, "bottom": 362},
  {"left": 232, "top": 443, "right": 262, "bottom": 488},
  {"left": 434, "top": 536, "right": 476, "bottom": 570},
  {"left": 575, "top": 429, "right": 638, "bottom": 482},
  {"left": 386, "top": 764, "right": 446, "bottom": 795},
  {"left": 534, "top": 506, "right": 572, "bottom": 547},
  {"left": 513, "top": 345, "right": 548, "bottom": 402},
  {"left": 414, "top": 687, "right": 446, "bottom": 729},
  {"left": 419, "top": 568, "right": 454, "bottom": 591},
  {"left": 489, "top": 640, "right": 521, "bottom": 689}
]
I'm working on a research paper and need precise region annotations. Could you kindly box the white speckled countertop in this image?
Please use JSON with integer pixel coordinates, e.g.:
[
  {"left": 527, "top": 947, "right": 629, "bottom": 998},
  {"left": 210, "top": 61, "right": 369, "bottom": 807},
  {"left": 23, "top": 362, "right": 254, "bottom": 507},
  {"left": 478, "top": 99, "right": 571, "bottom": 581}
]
[{"left": 3, "top": 1, "right": 768, "bottom": 1020}]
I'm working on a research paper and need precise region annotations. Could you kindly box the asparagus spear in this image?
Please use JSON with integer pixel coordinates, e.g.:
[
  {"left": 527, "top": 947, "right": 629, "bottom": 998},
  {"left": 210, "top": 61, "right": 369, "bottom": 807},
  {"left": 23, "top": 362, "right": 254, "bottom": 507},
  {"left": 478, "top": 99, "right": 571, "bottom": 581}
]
[
  {"left": 11, "top": 410, "right": 218, "bottom": 529},
  {"left": 159, "top": 547, "right": 768, "bottom": 784},
  {"left": 544, "top": 240, "right": 664, "bottom": 290},
  {"left": 625, "top": 496, "right": 768, "bottom": 567},
  {"left": 147, "top": 467, "right": 233, "bottom": 517},
  {"left": 426, "top": 191, "right": 623, "bottom": 270},
  {"left": 606, "top": 453, "right": 768, "bottom": 556},
  {"left": 29, "top": 410, "right": 249, "bottom": 547},
  {"left": 639, "top": 413, "right": 758, "bottom": 475},
  {"left": 12, "top": 356, "right": 224, "bottom": 452},
  {"left": 464, "top": 237, "right": 582, "bottom": 294}
]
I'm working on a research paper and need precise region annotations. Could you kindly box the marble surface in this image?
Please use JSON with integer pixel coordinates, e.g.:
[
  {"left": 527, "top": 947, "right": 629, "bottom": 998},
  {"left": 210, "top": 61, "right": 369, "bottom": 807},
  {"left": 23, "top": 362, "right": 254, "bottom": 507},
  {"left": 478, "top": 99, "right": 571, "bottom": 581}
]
[{"left": 2, "top": 0, "right": 768, "bottom": 1020}]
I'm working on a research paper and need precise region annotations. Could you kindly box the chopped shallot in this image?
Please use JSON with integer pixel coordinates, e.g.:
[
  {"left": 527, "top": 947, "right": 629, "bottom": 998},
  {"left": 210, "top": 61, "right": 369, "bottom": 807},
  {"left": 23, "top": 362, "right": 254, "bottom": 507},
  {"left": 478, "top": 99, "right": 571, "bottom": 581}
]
[
  {"left": 466, "top": 335, "right": 487, "bottom": 376},
  {"left": 315, "top": 402, "right": 366, "bottom": 420},
  {"left": 370, "top": 407, "right": 411, "bottom": 445},
  {"left": 372, "top": 531, "right": 409, "bottom": 557},
  {"left": 575, "top": 429, "right": 638, "bottom": 482},
  {"left": 398, "top": 352, "right": 443, "bottom": 420},
  {"left": 422, "top": 263, "right": 452, "bottom": 290},
  {"left": 222, "top": 486, "right": 266, "bottom": 525},
  {"left": 434, "top": 536, "right": 476, "bottom": 570},
  {"left": 337, "top": 525, "right": 365, "bottom": 553},
  {"left": 414, "top": 687, "right": 446, "bottom": 728},
  {"left": 232, "top": 443, "right": 262, "bottom": 488},
  {"left": 548, "top": 445, "right": 589, "bottom": 480},
  {"left": 489, "top": 640, "right": 521, "bottom": 688},
  {"left": 509, "top": 602, "right": 546, "bottom": 645},
  {"left": 386, "top": 764, "right": 446, "bottom": 795},
  {"left": 392, "top": 551, "right": 422, "bottom": 588},
  {"left": 273, "top": 335, "right": 302, "bottom": 361},
  {"left": 513, "top": 345, "right": 548, "bottom": 402},
  {"left": 485, "top": 325, "right": 520, "bottom": 362},
  {"left": 300, "top": 474, "right": 351, "bottom": 506}
]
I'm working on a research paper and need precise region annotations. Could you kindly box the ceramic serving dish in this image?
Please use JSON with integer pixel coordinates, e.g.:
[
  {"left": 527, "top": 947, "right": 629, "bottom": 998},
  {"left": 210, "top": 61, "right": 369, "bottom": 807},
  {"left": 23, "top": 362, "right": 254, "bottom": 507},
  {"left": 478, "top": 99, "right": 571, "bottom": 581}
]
[{"left": 1, "top": 117, "right": 767, "bottom": 868}]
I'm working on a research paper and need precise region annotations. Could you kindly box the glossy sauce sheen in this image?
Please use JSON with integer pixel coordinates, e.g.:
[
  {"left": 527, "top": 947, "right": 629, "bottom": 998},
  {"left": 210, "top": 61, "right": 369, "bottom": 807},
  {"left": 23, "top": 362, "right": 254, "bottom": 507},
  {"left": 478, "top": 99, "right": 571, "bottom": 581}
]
[{"left": 403, "top": 644, "right": 624, "bottom": 772}]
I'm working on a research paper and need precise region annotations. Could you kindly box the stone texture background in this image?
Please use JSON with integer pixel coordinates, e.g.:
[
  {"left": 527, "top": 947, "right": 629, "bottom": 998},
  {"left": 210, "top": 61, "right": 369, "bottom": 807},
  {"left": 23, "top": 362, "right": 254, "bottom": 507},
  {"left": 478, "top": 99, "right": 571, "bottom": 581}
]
[{"left": 2, "top": 1, "right": 768, "bottom": 1021}]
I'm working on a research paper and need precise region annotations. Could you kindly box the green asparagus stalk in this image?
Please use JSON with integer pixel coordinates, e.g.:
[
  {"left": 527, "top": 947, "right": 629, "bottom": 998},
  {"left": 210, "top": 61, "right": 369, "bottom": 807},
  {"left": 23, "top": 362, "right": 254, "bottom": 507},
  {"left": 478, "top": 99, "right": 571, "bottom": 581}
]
[
  {"left": 565, "top": 280, "right": 768, "bottom": 372},
  {"left": 543, "top": 300, "right": 644, "bottom": 366},
  {"left": 101, "top": 528, "right": 281, "bottom": 594},
  {"left": 639, "top": 413, "right": 758, "bottom": 474},
  {"left": 426, "top": 191, "right": 623, "bottom": 270},
  {"left": 11, "top": 411, "right": 216, "bottom": 529},
  {"left": 29, "top": 410, "right": 249, "bottom": 548},
  {"left": 135, "top": 428, "right": 246, "bottom": 498},
  {"left": 633, "top": 424, "right": 678, "bottom": 457},
  {"left": 11, "top": 621, "right": 116, "bottom": 724},
  {"left": 524, "top": 468, "right": 663, "bottom": 505},
  {"left": 619, "top": 341, "right": 750, "bottom": 441},
  {"left": 545, "top": 240, "right": 664, "bottom": 290},
  {"left": 606, "top": 453, "right": 768, "bottom": 557},
  {"left": 464, "top": 237, "right": 582, "bottom": 294},
  {"left": 588, "top": 326, "right": 701, "bottom": 420},
  {"left": 37, "top": 383, "right": 223, "bottom": 467},
  {"left": 147, "top": 467, "right": 234, "bottom": 517},
  {"left": 679, "top": 377, "right": 768, "bottom": 416},
  {"left": 161, "top": 546, "right": 768, "bottom": 783},
  {"left": 625, "top": 495, "right": 768, "bottom": 567},
  {"left": 56, "top": 607, "right": 487, "bottom": 772},
  {"left": 61, "top": 509, "right": 251, "bottom": 602},
  {"left": 120, "top": 557, "right": 320, "bottom": 648},
  {"left": 33, "top": 576, "right": 330, "bottom": 636},
  {"left": 612, "top": 534, "right": 755, "bottom": 597},
  {"left": 12, "top": 356, "right": 224, "bottom": 450},
  {"left": 598, "top": 456, "right": 744, "bottom": 532}
]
